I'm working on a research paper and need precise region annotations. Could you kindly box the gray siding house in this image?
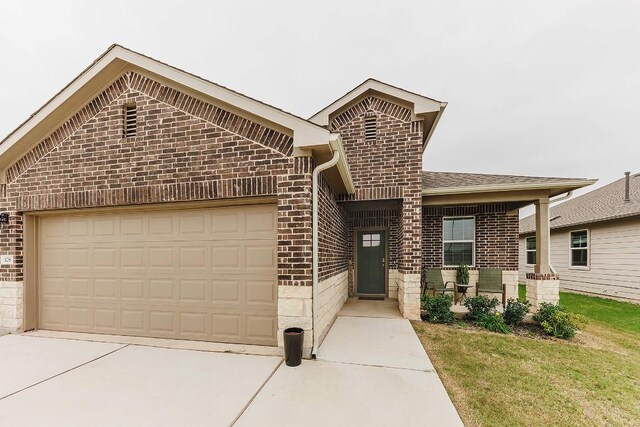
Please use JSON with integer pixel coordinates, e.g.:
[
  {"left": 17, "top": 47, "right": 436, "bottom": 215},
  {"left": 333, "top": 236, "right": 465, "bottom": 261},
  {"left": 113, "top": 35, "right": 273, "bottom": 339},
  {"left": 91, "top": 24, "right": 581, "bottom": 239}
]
[{"left": 520, "top": 172, "right": 640, "bottom": 303}]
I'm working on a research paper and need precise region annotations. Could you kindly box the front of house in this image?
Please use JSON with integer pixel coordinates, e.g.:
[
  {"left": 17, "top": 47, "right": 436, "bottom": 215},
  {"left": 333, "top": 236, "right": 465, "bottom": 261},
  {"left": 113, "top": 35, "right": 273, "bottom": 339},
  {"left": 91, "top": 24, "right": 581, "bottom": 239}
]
[{"left": 0, "top": 45, "right": 594, "bottom": 357}]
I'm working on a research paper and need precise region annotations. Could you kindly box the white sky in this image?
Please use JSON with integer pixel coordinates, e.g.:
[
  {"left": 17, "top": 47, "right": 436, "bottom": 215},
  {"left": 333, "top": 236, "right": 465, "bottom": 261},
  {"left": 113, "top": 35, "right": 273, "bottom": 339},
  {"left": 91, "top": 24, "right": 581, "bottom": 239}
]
[{"left": 1, "top": 1, "right": 638, "bottom": 217}]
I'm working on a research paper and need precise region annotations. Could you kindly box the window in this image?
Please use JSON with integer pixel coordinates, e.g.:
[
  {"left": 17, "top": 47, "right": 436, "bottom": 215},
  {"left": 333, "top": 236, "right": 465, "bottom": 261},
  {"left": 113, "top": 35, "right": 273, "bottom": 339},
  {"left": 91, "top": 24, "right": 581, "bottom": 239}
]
[
  {"left": 525, "top": 236, "right": 536, "bottom": 265},
  {"left": 443, "top": 217, "right": 475, "bottom": 266},
  {"left": 362, "top": 233, "right": 381, "bottom": 247},
  {"left": 364, "top": 114, "right": 376, "bottom": 143},
  {"left": 124, "top": 104, "right": 137, "bottom": 137},
  {"left": 570, "top": 230, "right": 588, "bottom": 267}
]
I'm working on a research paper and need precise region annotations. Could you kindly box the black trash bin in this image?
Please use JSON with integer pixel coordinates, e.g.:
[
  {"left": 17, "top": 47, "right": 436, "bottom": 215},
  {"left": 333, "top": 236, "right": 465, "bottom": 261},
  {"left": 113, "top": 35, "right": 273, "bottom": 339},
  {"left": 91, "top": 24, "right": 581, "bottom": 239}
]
[{"left": 283, "top": 327, "right": 304, "bottom": 367}]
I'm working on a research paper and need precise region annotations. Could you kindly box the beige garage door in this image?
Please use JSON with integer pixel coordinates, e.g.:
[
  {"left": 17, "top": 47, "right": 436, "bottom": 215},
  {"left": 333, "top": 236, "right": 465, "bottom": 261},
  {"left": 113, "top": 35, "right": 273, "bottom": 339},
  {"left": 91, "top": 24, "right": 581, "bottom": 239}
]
[{"left": 38, "top": 204, "right": 278, "bottom": 346}]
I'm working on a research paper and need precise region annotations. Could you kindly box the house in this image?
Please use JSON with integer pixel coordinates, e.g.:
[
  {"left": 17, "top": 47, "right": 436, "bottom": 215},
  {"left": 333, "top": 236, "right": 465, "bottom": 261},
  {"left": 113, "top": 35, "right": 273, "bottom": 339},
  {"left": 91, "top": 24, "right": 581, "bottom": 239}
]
[
  {"left": 520, "top": 172, "right": 640, "bottom": 303},
  {"left": 0, "top": 45, "right": 595, "bottom": 357}
]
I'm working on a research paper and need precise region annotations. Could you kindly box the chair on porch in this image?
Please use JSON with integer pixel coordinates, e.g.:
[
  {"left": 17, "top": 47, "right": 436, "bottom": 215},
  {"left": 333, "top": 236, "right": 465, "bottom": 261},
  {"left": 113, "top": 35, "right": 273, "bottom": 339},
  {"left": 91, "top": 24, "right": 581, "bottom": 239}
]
[
  {"left": 476, "top": 268, "right": 506, "bottom": 306},
  {"left": 421, "top": 267, "right": 456, "bottom": 299}
]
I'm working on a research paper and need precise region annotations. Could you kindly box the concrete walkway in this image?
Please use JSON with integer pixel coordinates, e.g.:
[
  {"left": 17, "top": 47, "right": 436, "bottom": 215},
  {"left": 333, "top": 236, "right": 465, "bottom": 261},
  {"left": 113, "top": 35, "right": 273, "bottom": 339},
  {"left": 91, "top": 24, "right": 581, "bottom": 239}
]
[{"left": 236, "top": 299, "right": 464, "bottom": 427}]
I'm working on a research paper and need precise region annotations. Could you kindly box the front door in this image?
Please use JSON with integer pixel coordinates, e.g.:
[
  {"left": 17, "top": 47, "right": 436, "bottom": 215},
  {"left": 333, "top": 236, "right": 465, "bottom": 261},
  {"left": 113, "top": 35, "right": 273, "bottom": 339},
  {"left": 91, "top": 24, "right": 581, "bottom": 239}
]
[{"left": 356, "top": 230, "right": 386, "bottom": 295}]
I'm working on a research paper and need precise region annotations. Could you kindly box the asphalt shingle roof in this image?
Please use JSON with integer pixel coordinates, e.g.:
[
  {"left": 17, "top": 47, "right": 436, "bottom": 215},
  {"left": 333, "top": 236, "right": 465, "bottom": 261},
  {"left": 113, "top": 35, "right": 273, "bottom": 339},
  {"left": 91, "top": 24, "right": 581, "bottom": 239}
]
[
  {"left": 422, "top": 171, "right": 586, "bottom": 191},
  {"left": 520, "top": 173, "right": 640, "bottom": 234}
]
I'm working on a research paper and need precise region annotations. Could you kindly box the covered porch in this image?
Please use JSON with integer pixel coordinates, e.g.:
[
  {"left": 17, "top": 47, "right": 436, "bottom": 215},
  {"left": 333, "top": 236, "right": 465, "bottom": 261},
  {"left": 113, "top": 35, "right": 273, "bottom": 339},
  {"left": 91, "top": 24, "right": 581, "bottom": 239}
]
[{"left": 421, "top": 171, "right": 597, "bottom": 310}]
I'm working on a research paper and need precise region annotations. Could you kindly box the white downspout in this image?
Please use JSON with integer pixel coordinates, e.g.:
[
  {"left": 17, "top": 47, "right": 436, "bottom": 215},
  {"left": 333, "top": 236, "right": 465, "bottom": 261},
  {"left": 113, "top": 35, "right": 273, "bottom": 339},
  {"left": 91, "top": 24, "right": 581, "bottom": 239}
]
[{"left": 311, "top": 150, "right": 341, "bottom": 357}]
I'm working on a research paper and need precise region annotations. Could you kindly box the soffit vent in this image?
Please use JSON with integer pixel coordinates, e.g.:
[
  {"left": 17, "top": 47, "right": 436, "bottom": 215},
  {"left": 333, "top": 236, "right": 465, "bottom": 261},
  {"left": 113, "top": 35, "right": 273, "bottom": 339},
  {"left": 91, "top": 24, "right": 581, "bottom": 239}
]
[
  {"left": 364, "top": 114, "right": 376, "bottom": 143},
  {"left": 124, "top": 104, "right": 137, "bottom": 138}
]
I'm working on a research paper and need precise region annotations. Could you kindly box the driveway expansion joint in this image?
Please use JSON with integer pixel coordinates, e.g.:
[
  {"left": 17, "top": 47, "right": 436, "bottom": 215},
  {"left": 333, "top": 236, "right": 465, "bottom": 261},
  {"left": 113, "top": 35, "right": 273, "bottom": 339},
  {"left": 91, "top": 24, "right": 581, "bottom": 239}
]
[
  {"left": 316, "top": 358, "right": 435, "bottom": 373},
  {"left": 0, "top": 343, "right": 129, "bottom": 402}
]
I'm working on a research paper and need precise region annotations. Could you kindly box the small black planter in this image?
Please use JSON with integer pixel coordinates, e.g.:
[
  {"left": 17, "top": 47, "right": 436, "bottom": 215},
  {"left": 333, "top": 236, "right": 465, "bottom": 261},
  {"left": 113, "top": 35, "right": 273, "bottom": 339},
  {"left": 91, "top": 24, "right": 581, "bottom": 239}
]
[{"left": 283, "top": 327, "right": 304, "bottom": 367}]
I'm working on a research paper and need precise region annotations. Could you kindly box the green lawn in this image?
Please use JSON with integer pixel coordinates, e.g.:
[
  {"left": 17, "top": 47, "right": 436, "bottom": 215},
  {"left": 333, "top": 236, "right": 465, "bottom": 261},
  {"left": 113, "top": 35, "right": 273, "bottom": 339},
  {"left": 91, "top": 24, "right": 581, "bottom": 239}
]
[
  {"left": 413, "top": 288, "right": 640, "bottom": 427},
  {"left": 518, "top": 284, "right": 640, "bottom": 334}
]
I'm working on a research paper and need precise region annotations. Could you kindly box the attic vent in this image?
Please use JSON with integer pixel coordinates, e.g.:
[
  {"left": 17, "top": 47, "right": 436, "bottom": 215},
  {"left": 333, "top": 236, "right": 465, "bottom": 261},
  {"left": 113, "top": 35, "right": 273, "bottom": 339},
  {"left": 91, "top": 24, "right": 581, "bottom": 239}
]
[
  {"left": 364, "top": 114, "right": 377, "bottom": 143},
  {"left": 124, "top": 105, "right": 137, "bottom": 137}
]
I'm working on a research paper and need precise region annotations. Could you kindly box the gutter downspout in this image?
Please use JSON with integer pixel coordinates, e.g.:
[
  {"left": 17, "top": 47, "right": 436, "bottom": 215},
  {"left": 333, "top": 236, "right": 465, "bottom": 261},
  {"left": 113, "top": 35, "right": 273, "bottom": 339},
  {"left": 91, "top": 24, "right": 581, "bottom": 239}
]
[
  {"left": 546, "top": 191, "right": 572, "bottom": 274},
  {"left": 311, "top": 150, "right": 341, "bottom": 357}
]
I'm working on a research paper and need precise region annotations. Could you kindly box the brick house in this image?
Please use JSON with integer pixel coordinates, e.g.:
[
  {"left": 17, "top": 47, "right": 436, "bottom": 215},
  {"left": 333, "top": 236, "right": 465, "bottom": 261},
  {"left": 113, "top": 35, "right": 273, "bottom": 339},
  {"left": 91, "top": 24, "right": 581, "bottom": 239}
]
[{"left": 0, "top": 45, "right": 594, "bottom": 356}]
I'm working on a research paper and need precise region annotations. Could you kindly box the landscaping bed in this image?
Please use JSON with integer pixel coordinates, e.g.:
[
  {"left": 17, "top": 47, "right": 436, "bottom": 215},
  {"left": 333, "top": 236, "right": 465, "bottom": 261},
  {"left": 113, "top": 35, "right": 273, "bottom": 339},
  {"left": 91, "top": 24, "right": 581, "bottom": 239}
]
[{"left": 413, "top": 288, "right": 640, "bottom": 426}]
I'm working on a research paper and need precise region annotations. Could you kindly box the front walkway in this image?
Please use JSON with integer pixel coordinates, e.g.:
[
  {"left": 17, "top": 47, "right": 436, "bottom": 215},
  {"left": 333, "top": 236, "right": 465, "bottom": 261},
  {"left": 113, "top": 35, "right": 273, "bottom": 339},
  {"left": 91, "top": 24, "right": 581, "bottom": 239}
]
[{"left": 237, "top": 299, "right": 463, "bottom": 427}]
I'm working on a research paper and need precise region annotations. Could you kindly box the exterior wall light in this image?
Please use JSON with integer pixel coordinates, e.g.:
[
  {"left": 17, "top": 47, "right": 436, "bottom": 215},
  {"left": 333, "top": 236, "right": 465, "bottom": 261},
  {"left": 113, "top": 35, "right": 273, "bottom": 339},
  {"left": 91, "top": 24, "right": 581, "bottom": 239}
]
[{"left": 0, "top": 212, "right": 9, "bottom": 228}]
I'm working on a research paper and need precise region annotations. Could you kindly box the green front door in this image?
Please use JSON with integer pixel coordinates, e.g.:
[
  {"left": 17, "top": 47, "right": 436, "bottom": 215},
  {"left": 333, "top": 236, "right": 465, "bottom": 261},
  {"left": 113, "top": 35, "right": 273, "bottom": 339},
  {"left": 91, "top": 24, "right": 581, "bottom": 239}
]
[{"left": 356, "top": 230, "right": 386, "bottom": 295}]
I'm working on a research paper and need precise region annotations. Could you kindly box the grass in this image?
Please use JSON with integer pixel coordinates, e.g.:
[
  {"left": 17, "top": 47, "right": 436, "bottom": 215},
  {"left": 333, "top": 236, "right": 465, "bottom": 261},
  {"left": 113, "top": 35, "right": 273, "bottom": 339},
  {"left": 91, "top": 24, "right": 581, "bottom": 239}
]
[
  {"left": 518, "top": 284, "right": 640, "bottom": 334},
  {"left": 413, "top": 288, "right": 640, "bottom": 427}
]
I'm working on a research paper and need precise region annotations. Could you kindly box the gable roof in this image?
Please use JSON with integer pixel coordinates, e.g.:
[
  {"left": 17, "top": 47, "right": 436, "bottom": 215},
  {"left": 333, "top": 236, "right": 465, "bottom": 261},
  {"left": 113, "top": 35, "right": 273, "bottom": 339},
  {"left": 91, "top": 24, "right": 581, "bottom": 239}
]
[
  {"left": 422, "top": 171, "right": 595, "bottom": 196},
  {"left": 309, "top": 78, "right": 447, "bottom": 149},
  {"left": 0, "top": 45, "right": 354, "bottom": 193},
  {"left": 520, "top": 173, "right": 640, "bottom": 234}
]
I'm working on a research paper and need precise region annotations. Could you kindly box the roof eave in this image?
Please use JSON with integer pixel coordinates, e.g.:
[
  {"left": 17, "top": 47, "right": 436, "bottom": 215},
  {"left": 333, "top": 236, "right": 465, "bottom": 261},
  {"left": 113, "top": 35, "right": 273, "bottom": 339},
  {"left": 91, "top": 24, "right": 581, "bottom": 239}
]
[
  {"left": 422, "top": 180, "right": 597, "bottom": 196},
  {"left": 0, "top": 44, "right": 333, "bottom": 179}
]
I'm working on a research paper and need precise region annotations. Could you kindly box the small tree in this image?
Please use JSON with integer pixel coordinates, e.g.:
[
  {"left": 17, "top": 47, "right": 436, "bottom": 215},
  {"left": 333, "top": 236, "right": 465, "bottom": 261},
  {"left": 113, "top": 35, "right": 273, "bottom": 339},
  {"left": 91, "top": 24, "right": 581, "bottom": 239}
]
[{"left": 456, "top": 264, "right": 470, "bottom": 285}]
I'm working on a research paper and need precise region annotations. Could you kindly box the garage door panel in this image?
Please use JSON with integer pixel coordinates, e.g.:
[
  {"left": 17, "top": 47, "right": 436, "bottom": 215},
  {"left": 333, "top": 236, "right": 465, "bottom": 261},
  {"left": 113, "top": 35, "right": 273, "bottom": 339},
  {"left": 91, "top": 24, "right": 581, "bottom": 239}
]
[{"left": 38, "top": 204, "right": 278, "bottom": 345}]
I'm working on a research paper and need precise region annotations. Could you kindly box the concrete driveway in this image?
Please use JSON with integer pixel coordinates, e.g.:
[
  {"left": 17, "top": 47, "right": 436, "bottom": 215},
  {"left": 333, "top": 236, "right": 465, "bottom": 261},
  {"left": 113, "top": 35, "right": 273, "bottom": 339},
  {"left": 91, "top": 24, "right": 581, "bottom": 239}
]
[
  {"left": 0, "top": 305, "right": 462, "bottom": 427},
  {"left": 0, "top": 335, "right": 281, "bottom": 426}
]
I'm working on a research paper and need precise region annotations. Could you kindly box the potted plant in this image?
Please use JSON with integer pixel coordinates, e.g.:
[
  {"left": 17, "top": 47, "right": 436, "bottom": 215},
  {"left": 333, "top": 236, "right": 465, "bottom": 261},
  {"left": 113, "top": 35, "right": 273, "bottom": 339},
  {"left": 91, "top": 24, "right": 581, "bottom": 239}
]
[{"left": 456, "top": 264, "right": 470, "bottom": 294}]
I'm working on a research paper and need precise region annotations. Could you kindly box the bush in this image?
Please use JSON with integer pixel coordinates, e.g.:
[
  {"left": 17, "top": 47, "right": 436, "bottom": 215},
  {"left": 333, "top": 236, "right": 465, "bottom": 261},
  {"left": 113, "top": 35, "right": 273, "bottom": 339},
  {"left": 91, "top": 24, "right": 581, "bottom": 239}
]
[
  {"left": 533, "top": 303, "right": 577, "bottom": 339},
  {"left": 456, "top": 264, "right": 470, "bottom": 285},
  {"left": 463, "top": 295, "right": 500, "bottom": 321},
  {"left": 503, "top": 298, "right": 531, "bottom": 326},
  {"left": 476, "top": 313, "right": 512, "bottom": 334},
  {"left": 421, "top": 294, "right": 455, "bottom": 324}
]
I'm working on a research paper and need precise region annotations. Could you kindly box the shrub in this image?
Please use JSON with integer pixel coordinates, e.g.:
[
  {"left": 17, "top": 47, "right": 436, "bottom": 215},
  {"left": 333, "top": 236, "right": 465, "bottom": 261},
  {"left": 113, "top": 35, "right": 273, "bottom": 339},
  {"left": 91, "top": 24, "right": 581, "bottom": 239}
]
[
  {"left": 421, "top": 294, "right": 455, "bottom": 324},
  {"left": 463, "top": 295, "right": 500, "bottom": 320},
  {"left": 476, "top": 312, "right": 511, "bottom": 334},
  {"left": 503, "top": 298, "right": 531, "bottom": 326},
  {"left": 456, "top": 264, "right": 470, "bottom": 285},
  {"left": 569, "top": 313, "right": 590, "bottom": 329},
  {"left": 533, "top": 303, "right": 577, "bottom": 339}
]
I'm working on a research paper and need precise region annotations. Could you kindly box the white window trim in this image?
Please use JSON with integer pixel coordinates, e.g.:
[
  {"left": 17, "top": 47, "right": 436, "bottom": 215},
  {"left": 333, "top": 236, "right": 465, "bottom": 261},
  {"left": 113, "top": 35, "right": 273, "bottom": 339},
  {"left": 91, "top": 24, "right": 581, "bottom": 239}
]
[
  {"left": 525, "top": 236, "right": 536, "bottom": 267},
  {"left": 442, "top": 216, "right": 476, "bottom": 267},
  {"left": 569, "top": 228, "right": 590, "bottom": 270}
]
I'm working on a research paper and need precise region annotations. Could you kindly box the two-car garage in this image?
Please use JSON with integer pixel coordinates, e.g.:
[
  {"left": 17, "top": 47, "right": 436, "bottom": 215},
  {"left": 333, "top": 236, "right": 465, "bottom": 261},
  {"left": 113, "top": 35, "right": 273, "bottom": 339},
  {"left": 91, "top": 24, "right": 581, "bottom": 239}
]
[{"left": 31, "top": 203, "right": 278, "bottom": 346}]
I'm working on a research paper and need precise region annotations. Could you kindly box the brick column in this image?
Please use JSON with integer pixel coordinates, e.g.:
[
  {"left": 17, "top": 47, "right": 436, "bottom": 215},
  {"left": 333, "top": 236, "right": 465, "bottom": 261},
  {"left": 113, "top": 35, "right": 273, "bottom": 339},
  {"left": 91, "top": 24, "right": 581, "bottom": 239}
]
[
  {"left": 398, "top": 189, "right": 421, "bottom": 320},
  {"left": 276, "top": 156, "right": 314, "bottom": 357}
]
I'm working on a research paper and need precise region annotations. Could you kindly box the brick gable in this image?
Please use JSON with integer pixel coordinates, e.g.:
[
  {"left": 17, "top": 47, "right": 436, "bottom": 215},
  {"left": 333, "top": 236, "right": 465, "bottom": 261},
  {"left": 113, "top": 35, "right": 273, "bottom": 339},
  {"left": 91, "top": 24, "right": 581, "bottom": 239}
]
[{"left": 0, "top": 73, "right": 310, "bottom": 288}]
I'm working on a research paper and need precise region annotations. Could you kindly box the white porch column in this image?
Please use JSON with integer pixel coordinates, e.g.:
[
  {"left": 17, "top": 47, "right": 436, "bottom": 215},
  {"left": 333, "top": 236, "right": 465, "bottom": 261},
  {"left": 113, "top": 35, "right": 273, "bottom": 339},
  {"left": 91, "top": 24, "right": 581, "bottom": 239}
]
[{"left": 526, "top": 197, "right": 559, "bottom": 309}]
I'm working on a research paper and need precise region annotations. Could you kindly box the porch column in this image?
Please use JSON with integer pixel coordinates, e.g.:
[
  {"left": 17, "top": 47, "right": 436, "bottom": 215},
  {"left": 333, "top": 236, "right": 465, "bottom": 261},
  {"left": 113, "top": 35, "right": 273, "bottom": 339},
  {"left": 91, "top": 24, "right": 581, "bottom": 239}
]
[
  {"left": 526, "top": 197, "right": 560, "bottom": 310},
  {"left": 534, "top": 197, "right": 551, "bottom": 274}
]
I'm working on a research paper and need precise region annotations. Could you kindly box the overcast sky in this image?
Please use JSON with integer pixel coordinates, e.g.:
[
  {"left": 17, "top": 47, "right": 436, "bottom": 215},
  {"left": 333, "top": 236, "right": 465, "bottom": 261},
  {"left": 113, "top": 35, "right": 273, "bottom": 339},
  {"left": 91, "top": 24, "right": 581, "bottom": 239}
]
[{"left": 1, "top": 1, "right": 638, "bottom": 216}]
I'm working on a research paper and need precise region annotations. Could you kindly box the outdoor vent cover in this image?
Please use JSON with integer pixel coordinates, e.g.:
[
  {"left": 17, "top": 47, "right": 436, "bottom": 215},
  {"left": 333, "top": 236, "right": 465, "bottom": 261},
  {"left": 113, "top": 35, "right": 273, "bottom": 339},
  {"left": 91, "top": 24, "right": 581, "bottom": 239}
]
[
  {"left": 364, "top": 114, "right": 376, "bottom": 143},
  {"left": 124, "top": 105, "right": 137, "bottom": 137}
]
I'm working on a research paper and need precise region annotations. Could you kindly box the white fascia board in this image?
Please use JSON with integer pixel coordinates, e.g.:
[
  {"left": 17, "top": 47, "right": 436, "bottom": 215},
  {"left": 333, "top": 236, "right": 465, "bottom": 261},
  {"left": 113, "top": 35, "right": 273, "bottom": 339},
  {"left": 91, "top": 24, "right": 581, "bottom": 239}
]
[
  {"left": 329, "top": 133, "right": 355, "bottom": 194},
  {"left": 422, "top": 180, "right": 597, "bottom": 196},
  {"left": 0, "top": 45, "right": 330, "bottom": 164},
  {"left": 309, "top": 79, "right": 444, "bottom": 127}
]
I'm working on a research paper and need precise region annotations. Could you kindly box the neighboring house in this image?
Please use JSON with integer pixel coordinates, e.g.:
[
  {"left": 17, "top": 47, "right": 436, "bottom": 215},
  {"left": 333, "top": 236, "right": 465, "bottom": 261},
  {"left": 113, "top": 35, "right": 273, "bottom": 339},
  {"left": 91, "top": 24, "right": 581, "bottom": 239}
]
[
  {"left": 0, "top": 45, "right": 594, "bottom": 357},
  {"left": 520, "top": 172, "right": 640, "bottom": 303}
]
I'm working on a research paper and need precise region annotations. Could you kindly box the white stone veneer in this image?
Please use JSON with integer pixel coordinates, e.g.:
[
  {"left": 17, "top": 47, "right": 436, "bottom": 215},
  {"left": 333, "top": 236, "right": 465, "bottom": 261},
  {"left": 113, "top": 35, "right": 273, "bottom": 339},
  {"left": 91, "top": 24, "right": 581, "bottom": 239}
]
[
  {"left": 316, "top": 270, "right": 349, "bottom": 346},
  {"left": 526, "top": 279, "right": 560, "bottom": 310},
  {"left": 277, "top": 285, "right": 313, "bottom": 358},
  {"left": 397, "top": 272, "right": 420, "bottom": 320},
  {"left": 0, "top": 281, "right": 23, "bottom": 332},
  {"left": 388, "top": 269, "right": 399, "bottom": 299}
]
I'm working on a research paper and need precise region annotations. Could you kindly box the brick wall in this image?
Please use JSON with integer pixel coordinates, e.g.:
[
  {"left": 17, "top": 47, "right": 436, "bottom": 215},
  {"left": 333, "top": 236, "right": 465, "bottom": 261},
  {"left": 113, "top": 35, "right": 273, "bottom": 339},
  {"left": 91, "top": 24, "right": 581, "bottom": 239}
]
[
  {"left": 422, "top": 203, "right": 519, "bottom": 270},
  {"left": 317, "top": 174, "right": 348, "bottom": 282},
  {"left": 0, "top": 72, "right": 312, "bottom": 290},
  {"left": 330, "top": 97, "right": 423, "bottom": 276}
]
